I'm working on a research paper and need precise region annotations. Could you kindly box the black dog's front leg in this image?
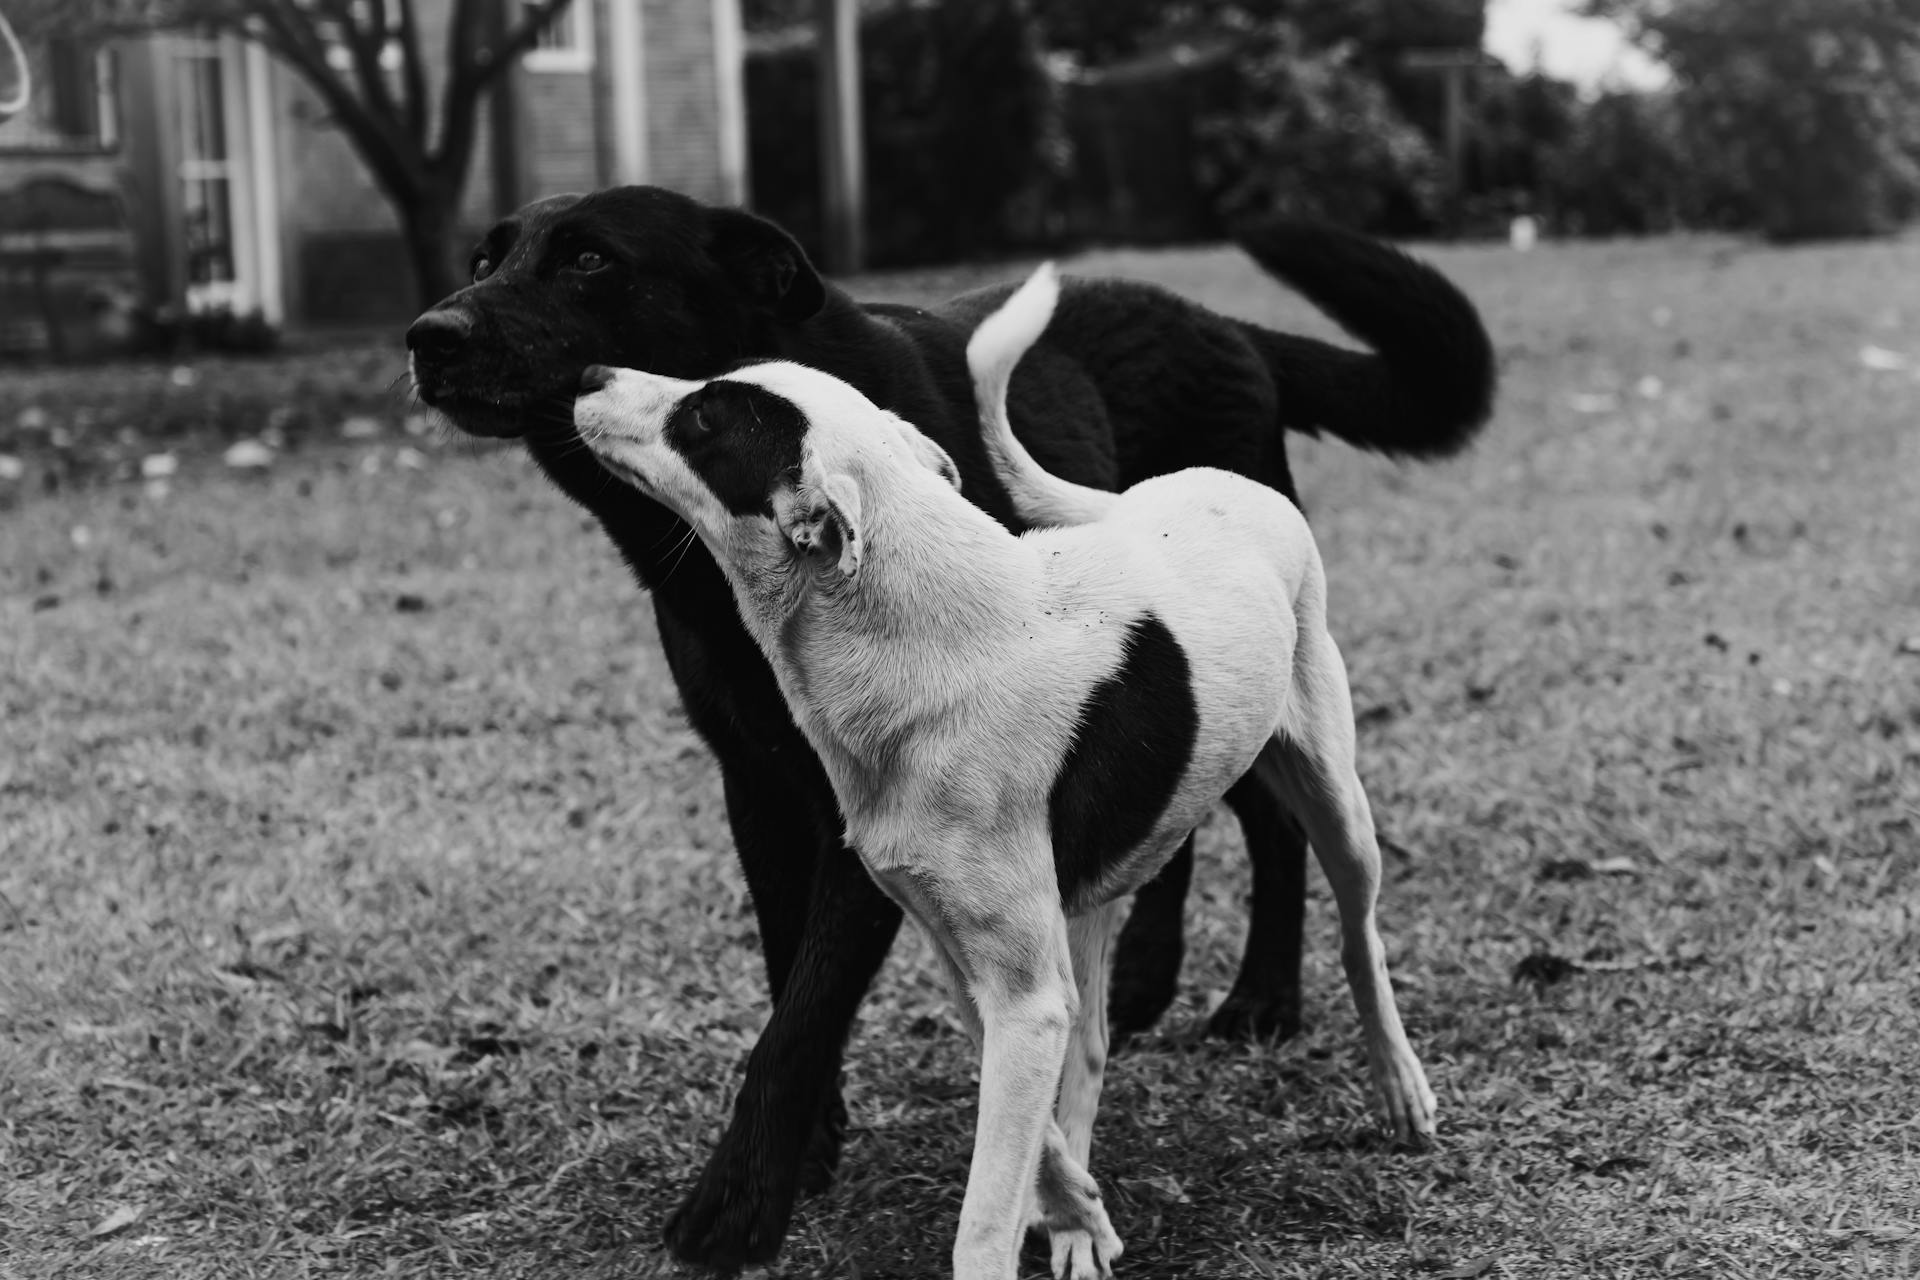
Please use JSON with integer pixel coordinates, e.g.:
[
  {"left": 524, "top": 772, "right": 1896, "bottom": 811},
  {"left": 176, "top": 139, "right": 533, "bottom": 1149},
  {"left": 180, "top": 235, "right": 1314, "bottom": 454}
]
[
  {"left": 1107, "top": 835, "right": 1194, "bottom": 1044},
  {"left": 714, "top": 763, "right": 852, "bottom": 1196},
  {"left": 663, "top": 836, "right": 902, "bottom": 1269}
]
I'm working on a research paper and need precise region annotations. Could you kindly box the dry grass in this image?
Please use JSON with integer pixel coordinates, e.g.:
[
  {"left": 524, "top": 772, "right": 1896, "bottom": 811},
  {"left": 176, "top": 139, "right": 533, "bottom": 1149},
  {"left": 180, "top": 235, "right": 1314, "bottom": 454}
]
[{"left": 3, "top": 233, "right": 1918, "bottom": 1278}]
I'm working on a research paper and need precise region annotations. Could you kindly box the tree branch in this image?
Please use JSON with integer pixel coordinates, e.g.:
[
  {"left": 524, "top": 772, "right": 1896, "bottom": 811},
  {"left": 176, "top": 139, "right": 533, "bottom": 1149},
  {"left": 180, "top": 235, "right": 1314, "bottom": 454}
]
[
  {"left": 434, "top": 0, "right": 488, "bottom": 173},
  {"left": 481, "top": 0, "right": 576, "bottom": 88},
  {"left": 311, "top": 0, "right": 409, "bottom": 152},
  {"left": 395, "top": 0, "right": 429, "bottom": 148},
  {"left": 435, "top": 0, "right": 574, "bottom": 172},
  {"left": 249, "top": 0, "right": 420, "bottom": 202}
]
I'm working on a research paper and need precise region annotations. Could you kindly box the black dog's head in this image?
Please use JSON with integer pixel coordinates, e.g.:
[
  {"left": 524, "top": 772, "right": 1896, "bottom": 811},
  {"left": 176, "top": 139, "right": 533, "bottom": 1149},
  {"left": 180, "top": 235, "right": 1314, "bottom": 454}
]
[{"left": 406, "top": 186, "right": 829, "bottom": 439}]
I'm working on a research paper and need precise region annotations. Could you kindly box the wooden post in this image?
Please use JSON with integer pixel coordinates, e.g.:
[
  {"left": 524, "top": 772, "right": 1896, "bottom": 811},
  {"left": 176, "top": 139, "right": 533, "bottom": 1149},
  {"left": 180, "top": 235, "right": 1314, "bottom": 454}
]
[
  {"left": 816, "top": 0, "right": 864, "bottom": 273},
  {"left": 1403, "top": 49, "right": 1483, "bottom": 231}
]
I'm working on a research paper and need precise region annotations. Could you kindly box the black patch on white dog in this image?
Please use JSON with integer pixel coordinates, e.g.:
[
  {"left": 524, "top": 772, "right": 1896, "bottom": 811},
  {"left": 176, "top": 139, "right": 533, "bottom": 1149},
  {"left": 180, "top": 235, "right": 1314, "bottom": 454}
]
[
  {"left": 666, "top": 378, "right": 809, "bottom": 516},
  {"left": 1049, "top": 613, "right": 1198, "bottom": 903}
]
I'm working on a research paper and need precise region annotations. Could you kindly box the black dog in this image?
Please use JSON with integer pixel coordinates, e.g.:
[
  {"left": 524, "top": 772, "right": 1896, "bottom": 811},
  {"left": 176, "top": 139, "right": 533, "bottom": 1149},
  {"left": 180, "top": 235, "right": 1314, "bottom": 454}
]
[{"left": 406, "top": 185, "right": 1494, "bottom": 1269}]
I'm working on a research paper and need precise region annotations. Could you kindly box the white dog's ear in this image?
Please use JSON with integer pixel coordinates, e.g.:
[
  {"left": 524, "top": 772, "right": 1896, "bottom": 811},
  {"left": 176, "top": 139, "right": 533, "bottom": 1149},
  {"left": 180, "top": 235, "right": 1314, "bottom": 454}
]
[
  {"left": 908, "top": 428, "right": 962, "bottom": 492},
  {"left": 884, "top": 413, "right": 962, "bottom": 492},
  {"left": 780, "top": 470, "right": 864, "bottom": 579}
]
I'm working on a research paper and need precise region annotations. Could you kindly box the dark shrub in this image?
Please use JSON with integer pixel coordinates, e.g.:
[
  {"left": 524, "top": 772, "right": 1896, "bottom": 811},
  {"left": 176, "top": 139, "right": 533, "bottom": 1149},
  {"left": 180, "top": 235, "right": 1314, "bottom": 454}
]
[
  {"left": 745, "top": 0, "right": 1064, "bottom": 267},
  {"left": 1196, "top": 23, "right": 1442, "bottom": 232}
]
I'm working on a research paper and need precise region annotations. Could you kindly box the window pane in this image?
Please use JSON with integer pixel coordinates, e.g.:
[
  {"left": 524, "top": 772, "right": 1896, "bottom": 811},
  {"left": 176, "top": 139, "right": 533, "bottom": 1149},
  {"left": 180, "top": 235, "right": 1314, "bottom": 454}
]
[
  {"left": 175, "top": 50, "right": 227, "bottom": 165},
  {"left": 182, "top": 176, "right": 235, "bottom": 286},
  {"left": 533, "top": 6, "right": 577, "bottom": 50}
]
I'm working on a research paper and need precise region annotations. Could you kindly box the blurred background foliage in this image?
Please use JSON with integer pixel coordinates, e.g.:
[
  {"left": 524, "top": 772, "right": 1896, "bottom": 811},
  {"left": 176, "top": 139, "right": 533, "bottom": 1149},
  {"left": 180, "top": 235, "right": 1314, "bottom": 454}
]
[{"left": 742, "top": 0, "right": 1920, "bottom": 266}]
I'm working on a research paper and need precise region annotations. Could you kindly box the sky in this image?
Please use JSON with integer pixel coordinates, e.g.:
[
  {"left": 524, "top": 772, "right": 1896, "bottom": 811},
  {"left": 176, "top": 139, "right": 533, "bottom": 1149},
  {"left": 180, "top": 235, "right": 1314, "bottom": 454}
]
[{"left": 1482, "top": 0, "right": 1672, "bottom": 93}]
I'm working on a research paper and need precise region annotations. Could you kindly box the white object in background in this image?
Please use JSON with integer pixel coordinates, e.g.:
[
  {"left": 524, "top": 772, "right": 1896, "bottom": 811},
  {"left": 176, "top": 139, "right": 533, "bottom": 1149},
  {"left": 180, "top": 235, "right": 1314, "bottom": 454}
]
[
  {"left": 1509, "top": 215, "right": 1539, "bottom": 251},
  {"left": 223, "top": 439, "right": 274, "bottom": 469},
  {"left": 0, "top": 7, "right": 28, "bottom": 124}
]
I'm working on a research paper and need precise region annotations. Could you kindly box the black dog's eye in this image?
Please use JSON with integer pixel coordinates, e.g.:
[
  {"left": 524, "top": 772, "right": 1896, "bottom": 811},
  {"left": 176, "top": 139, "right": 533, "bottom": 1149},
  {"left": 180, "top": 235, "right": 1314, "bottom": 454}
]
[
  {"left": 573, "top": 250, "right": 607, "bottom": 273},
  {"left": 471, "top": 256, "right": 494, "bottom": 282}
]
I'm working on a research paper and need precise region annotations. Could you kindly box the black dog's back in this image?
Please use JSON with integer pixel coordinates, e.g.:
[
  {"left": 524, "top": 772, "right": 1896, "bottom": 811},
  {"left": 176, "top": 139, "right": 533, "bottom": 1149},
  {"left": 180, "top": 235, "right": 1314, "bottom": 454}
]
[
  {"left": 931, "top": 224, "right": 1495, "bottom": 499},
  {"left": 864, "top": 300, "right": 1123, "bottom": 510}
]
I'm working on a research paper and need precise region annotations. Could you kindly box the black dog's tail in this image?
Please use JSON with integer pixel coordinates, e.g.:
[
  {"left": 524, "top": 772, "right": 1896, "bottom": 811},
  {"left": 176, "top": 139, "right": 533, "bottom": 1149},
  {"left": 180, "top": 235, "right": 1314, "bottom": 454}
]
[{"left": 1234, "top": 222, "right": 1496, "bottom": 459}]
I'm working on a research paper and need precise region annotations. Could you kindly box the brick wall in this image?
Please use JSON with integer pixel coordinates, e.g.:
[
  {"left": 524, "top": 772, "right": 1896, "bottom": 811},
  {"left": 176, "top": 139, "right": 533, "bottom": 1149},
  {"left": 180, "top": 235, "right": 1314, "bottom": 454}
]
[
  {"left": 642, "top": 0, "right": 725, "bottom": 202},
  {"left": 521, "top": 0, "right": 607, "bottom": 197}
]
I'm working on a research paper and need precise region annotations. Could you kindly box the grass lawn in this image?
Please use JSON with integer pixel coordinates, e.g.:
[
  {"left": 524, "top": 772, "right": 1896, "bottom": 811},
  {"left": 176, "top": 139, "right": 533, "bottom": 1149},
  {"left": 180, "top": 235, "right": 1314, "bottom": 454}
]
[{"left": 3, "top": 234, "right": 1917, "bottom": 1279}]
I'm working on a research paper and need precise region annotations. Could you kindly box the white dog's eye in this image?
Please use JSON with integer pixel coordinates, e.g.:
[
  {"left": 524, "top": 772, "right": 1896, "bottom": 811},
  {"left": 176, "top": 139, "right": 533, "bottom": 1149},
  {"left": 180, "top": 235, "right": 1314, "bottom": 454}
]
[
  {"left": 575, "top": 250, "right": 607, "bottom": 273},
  {"left": 471, "top": 256, "right": 494, "bottom": 282},
  {"left": 687, "top": 408, "right": 711, "bottom": 435}
]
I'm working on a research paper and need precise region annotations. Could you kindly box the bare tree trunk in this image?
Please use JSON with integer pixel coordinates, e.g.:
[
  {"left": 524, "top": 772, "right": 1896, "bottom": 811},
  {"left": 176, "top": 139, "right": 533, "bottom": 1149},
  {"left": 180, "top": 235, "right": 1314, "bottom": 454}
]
[{"left": 400, "top": 183, "right": 462, "bottom": 307}]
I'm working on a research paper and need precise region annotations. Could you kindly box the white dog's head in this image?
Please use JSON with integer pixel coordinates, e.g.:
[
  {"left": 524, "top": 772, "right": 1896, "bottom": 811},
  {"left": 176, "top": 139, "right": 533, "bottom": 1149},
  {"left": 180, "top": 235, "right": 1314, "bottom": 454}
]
[{"left": 573, "top": 361, "right": 961, "bottom": 588}]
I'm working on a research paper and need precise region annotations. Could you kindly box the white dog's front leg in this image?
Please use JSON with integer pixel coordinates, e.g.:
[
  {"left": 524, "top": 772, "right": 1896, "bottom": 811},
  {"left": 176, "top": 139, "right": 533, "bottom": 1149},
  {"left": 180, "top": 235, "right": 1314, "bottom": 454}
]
[
  {"left": 876, "top": 863, "right": 1079, "bottom": 1280},
  {"left": 954, "top": 913, "right": 1077, "bottom": 1279},
  {"left": 1030, "top": 1120, "right": 1123, "bottom": 1280}
]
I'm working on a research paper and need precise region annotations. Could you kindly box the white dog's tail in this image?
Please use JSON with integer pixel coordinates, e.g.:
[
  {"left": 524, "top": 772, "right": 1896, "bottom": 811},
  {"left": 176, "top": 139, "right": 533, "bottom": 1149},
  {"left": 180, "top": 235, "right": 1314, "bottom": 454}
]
[{"left": 965, "top": 263, "right": 1118, "bottom": 528}]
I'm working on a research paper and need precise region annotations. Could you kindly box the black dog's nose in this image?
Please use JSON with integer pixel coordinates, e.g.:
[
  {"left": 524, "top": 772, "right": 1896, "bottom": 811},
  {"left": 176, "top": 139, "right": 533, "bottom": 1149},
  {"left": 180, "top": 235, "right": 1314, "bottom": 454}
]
[
  {"left": 406, "top": 308, "right": 473, "bottom": 361},
  {"left": 580, "top": 364, "right": 616, "bottom": 393}
]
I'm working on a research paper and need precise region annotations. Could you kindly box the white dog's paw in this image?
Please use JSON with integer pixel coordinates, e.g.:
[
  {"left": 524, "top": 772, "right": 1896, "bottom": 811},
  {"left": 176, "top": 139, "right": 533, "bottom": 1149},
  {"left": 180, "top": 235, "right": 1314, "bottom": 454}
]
[
  {"left": 1049, "top": 1209, "right": 1123, "bottom": 1280},
  {"left": 1372, "top": 1045, "right": 1438, "bottom": 1145}
]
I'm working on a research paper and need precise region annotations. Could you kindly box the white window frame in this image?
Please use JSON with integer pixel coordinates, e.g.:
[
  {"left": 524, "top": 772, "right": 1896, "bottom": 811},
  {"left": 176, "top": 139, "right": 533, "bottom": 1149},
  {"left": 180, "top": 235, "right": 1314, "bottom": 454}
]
[
  {"left": 93, "top": 48, "right": 119, "bottom": 149},
  {"left": 523, "top": 1, "right": 594, "bottom": 73}
]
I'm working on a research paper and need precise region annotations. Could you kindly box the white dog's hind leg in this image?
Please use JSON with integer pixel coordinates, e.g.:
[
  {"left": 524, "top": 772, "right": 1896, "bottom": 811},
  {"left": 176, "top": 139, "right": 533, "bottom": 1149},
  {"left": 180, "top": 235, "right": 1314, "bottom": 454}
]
[
  {"left": 1057, "top": 899, "right": 1126, "bottom": 1166},
  {"left": 1272, "top": 627, "right": 1438, "bottom": 1144}
]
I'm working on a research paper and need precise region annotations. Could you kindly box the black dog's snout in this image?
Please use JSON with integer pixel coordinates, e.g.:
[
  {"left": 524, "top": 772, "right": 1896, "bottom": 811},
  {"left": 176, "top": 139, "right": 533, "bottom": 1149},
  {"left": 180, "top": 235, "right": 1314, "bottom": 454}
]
[
  {"left": 406, "top": 307, "right": 474, "bottom": 361},
  {"left": 580, "top": 364, "right": 616, "bottom": 393}
]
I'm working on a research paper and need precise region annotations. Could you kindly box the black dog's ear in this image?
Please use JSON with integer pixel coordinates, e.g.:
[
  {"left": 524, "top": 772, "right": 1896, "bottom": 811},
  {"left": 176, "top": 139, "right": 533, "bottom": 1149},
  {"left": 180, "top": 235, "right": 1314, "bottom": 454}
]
[{"left": 704, "top": 207, "right": 827, "bottom": 324}]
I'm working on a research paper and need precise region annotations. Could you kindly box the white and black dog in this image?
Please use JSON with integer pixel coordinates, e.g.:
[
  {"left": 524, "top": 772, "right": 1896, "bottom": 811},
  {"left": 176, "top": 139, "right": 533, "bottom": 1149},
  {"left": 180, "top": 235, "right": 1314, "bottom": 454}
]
[{"left": 572, "top": 266, "right": 1436, "bottom": 1280}]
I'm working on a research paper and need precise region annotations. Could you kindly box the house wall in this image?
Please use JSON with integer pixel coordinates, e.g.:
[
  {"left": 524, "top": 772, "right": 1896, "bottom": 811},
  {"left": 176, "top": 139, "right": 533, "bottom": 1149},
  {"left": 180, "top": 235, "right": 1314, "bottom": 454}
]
[
  {"left": 0, "top": 39, "right": 143, "bottom": 356},
  {"left": 641, "top": 0, "right": 727, "bottom": 202},
  {"left": 520, "top": 0, "right": 604, "bottom": 200},
  {"left": 0, "top": 40, "right": 130, "bottom": 206},
  {"left": 271, "top": 0, "right": 735, "bottom": 326}
]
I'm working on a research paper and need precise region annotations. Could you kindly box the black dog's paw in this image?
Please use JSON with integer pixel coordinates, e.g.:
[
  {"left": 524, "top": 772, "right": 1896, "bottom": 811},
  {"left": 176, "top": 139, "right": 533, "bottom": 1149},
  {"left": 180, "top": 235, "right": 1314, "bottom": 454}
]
[
  {"left": 1107, "top": 978, "right": 1177, "bottom": 1054},
  {"left": 1205, "top": 990, "right": 1303, "bottom": 1044},
  {"left": 662, "top": 1142, "right": 795, "bottom": 1271},
  {"left": 796, "top": 1090, "right": 848, "bottom": 1198},
  {"left": 1107, "top": 936, "right": 1183, "bottom": 1050}
]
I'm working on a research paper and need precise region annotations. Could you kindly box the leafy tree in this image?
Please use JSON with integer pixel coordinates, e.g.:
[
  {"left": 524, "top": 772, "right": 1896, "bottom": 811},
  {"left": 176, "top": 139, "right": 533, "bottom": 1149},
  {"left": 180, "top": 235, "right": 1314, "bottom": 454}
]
[
  {"left": 1467, "top": 70, "right": 1580, "bottom": 202},
  {"left": 1197, "top": 23, "right": 1442, "bottom": 231},
  {"left": 746, "top": 0, "right": 1062, "bottom": 265},
  {"left": 1028, "top": 0, "right": 1483, "bottom": 69},
  {"left": 1591, "top": 0, "right": 1920, "bottom": 239},
  {"left": 13, "top": 0, "right": 575, "bottom": 303}
]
